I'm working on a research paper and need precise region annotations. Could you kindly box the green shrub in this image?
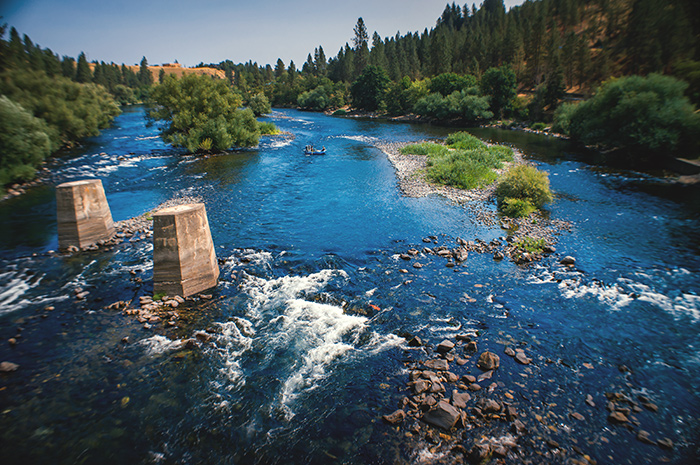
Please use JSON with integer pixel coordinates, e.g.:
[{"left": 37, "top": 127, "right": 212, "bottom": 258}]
[
  {"left": 400, "top": 142, "right": 448, "bottom": 157},
  {"left": 247, "top": 93, "right": 271, "bottom": 116},
  {"left": 496, "top": 164, "right": 553, "bottom": 212},
  {"left": 258, "top": 121, "right": 280, "bottom": 135},
  {"left": 515, "top": 236, "right": 546, "bottom": 253},
  {"left": 413, "top": 90, "right": 492, "bottom": 123},
  {"left": 0, "top": 68, "right": 120, "bottom": 150},
  {"left": 530, "top": 122, "right": 547, "bottom": 131},
  {"left": 567, "top": 74, "right": 700, "bottom": 155},
  {"left": 427, "top": 153, "right": 497, "bottom": 189},
  {"left": 332, "top": 109, "right": 347, "bottom": 116},
  {"left": 446, "top": 132, "right": 485, "bottom": 150},
  {"left": 0, "top": 96, "right": 52, "bottom": 185},
  {"left": 552, "top": 102, "right": 579, "bottom": 135},
  {"left": 486, "top": 145, "right": 514, "bottom": 162}
]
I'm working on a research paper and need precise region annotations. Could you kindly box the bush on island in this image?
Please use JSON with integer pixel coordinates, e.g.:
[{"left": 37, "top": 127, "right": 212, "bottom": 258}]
[
  {"left": 496, "top": 164, "right": 552, "bottom": 217},
  {"left": 149, "top": 74, "right": 264, "bottom": 152},
  {"left": 247, "top": 93, "right": 272, "bottom": 116}
]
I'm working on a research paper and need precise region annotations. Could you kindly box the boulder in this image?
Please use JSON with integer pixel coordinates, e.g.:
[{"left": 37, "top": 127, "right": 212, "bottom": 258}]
[
  {"left": 561, "top": 256, "right": 576, "bottom": 266},
  {"left": 423, "top": 401, "right": 461, "bottom": 430},
  {"left": 477, "top": 352, "right": 500, "bottom": 371},
  {"left": 437, "top": 339, "right": 455, "bottom": 354},
  {"left": 424, "top": 359, "right": 449, "bottom": 371}
]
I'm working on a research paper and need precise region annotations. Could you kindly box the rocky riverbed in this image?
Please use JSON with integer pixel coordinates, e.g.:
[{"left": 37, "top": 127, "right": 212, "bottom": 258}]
[{"left": 382, "top": 330, "right": 675, "bottom": 465}]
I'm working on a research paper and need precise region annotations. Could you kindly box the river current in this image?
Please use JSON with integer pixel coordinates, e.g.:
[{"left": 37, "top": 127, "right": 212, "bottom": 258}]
[{"left": 0, "top": 107, "right": 698, "bottom": 464}]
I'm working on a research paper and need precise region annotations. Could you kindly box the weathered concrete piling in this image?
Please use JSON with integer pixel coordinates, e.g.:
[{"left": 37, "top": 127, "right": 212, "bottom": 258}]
[
  {"left": 152, "top": 203, "right": 219, "bottom": 297},
  {"left": 56, "top": 179, "right": 115, "bottom": 250}
]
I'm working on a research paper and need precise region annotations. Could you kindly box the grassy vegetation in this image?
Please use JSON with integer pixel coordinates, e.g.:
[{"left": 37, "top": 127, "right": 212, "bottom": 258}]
[
  {"left": 258, "top": 121, "right": 281, "bottom": 135},
  {"left": 514, "top": 236, "right": 546, "bottom": 254},
  {"left": 402, "top": 132, "right": 514, "bottom": 190},
  {"left": 496, "top": 164, "right": 553, "bottom": 217}
]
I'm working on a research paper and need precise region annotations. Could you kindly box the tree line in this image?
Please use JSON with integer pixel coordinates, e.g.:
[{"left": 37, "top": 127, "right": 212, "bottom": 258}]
[
  {"left": 0, "top": 24, "right": 125, "bottom": 190},
  {"left": 210, "top": 0, "right": 698, "bottom": 159}
]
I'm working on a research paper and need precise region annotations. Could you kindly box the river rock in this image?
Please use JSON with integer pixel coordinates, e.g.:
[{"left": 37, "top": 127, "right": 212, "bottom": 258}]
[
  {"left": 657, "top": 437, "right": 674, "bottom": 449},
  {"left": 407, "top": 335, "right": 423, "bottom": 347},
  {"left": 412, "top": 262, "right": 423, "bottom": 269},
  {"left": 423, "top": 401, "right": 461, "bottom": 430},
  {"left": 454, "top": 247, "right": 468, "bottom": 262},
  {"left": 636, "top": 430, "right": 654, "bottom": 444},
  {"left": 413, "top": 379, "right": 431, "bottom": 394},
  {"left": 504, "top": 347, "right": 515, "bottom": 357},
  {"left": 515, "top": 352, "right": 532, "bottom": 365},
  {"left": 608, "top": 411, "right": 628, "bottom": 423},
  {"left": 462, "top": 374, "right": 476, "bottom": 383},
  {"left": 437, "top": 339, "right": 455, "bottom": 354},
  {"left": 0, "top": 361, "right": 19, "bottom": 372},
  {"left": 465, "top": 341, "right": 478, "bottom": 353},
  {"left": 561, "top": 256, "right": 576, "bottom": 266},
  {"left": 451, "top": 390, "right": 472, "bottom": 409},
  {"left": 477, "top": 352, "right": 500, "bottom": 371},
  {"left": 399, "top": 254, "right": 411, "bottom": 261},
  {"left": 468, "top": 443, "right": 492, "bottom": 463},
  {"left": 424, "top": 359, "right": 449, "bottom": 371},
  {"left": 382, "top": 409, "right": 406, "bottom": 425},
  {"left": 477, "top": 398, "right": 501, "bottom": 413}
]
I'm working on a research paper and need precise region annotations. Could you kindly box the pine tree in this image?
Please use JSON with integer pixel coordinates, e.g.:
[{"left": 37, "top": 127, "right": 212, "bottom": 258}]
[
  {"left": 75, "top": 52, "right": 92, "bottom": 83},
  {"left": 353, "top": 18, "right": 370, "bottom": 77},
  {"left": 274, "top": 58, "right": 286, "bottom": 79},
  {"left": 138, "top": 56, "right": 153, "bottom": 87},
  {"left": 314, "top": 46, "right": 327, "bottom": 77}
]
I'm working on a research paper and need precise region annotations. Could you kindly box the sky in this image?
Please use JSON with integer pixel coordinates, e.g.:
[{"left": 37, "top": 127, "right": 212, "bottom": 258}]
[{"left": 1, "top": 0, "right": 525, "bottom": 68}]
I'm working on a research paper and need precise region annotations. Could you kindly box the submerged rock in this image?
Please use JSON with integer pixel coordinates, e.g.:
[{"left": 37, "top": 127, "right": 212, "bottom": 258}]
[
  {"left": 0, "top": 361, "right": 19, "bottom": 372},
  {"left": 382, "top": 409, "right": 406, "bottom": 425},
  {"left": 477, "top": 351, "right": 500, "bottom": 371}
]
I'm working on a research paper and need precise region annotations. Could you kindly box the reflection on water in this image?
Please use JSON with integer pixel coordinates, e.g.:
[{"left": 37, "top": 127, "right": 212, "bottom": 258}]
[{"left": 0, "top": 107, "right": 698, "bottom": 464}]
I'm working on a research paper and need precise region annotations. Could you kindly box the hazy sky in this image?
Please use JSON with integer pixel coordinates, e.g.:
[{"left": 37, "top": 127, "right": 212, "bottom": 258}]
[{"left": 1, "top": 0, "right": 525, "bottom": 68}]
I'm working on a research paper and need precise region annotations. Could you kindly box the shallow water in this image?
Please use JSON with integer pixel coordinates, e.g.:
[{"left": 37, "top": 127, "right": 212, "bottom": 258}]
[{"left": 0, "top": 107, "right": 698, "bottom": 464}]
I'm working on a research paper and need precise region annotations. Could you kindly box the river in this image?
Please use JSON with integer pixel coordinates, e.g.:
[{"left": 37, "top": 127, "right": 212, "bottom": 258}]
[{"left": 0, "top": 107, "right": 698, "bottom": 464}]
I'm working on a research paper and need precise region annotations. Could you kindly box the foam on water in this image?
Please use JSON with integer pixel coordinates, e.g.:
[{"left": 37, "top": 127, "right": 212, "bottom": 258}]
[
  {"left": 0, "top": 262, "right": 48, "bottom": 315},
  {"left": 530, "top": 264, "right": 700, "bottom": 321},
  {"left": 205, "top": 267, "right": 404, "bottom": 419},
  {"left": 208, "top": 319, "right": 255, "bottom": 389},
  {"left": 336, "top": 134, "right": 380, "bottom": 144},
  {"left": 276, "top": 299, "right": 367, "bottom": 413},
  {"left": 140, "top": 335, "right": 183, "bottom": 355}
]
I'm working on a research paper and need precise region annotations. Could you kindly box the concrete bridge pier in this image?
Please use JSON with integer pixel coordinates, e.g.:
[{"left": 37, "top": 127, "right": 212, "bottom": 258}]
[
  {"left": 152, "top": 203, "right": 219, "bottom": 297},
  {"left": 56, "top": 179, "right": 115, "bottom": 250}
]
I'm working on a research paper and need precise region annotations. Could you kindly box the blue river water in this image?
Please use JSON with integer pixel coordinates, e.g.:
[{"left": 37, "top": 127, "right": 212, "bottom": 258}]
[{"left": 0, "top": 107, "right": 698, "bottom": 464}]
